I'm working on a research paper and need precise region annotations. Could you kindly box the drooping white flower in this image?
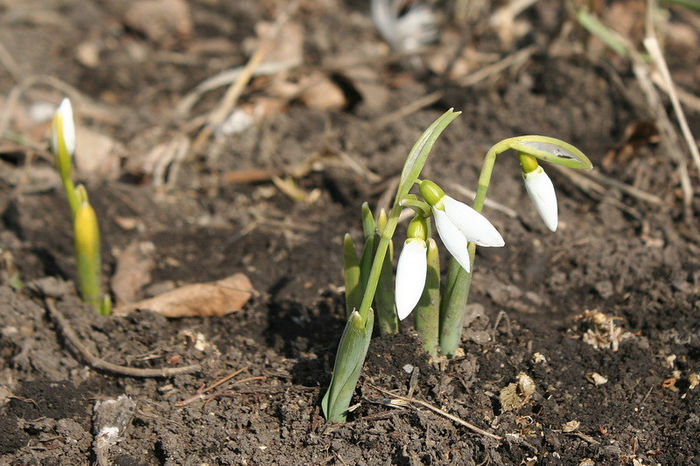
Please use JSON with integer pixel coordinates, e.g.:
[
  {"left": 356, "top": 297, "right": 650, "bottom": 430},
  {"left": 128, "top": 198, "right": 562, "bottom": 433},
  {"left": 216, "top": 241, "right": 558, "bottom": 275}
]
[
  {"left": 395, "top": 238, "right": 427, "bottom": 320},
  {"left": 441, "top": 195, "right": 505, "bottom": 248},
  {"left": 432, "top": 207, "right": 471, "bottom": 272},
  {"left": 519, "top": 153, "right": 558, "bottom": 232},
  {"left": 420, "top": 180, "right": 504, "bottom": 273},
  {"left": 51, "top": 98, "right": 75, "bottom": 158},
  {"left": 523, "top": 165, "right": 558, "bottom": 231}
]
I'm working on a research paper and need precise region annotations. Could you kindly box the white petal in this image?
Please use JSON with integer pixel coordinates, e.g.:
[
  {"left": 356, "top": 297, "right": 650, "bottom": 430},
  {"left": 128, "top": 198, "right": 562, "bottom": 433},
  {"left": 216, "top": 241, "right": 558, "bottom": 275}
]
[
  {"left": 395, "top": 238, "right": 427, "bottom": 321},
  {"left": 442, "top": 196, "right": 505, "bottom": 247},
  {"left": 523, "top": 166, "right": 558, "bottom": 232},
  {"left": 53, "top": 98, "right": 75, "bottom": 157},
  {"left": 433, "top": 208, "right": 471, "bottom": 273}
]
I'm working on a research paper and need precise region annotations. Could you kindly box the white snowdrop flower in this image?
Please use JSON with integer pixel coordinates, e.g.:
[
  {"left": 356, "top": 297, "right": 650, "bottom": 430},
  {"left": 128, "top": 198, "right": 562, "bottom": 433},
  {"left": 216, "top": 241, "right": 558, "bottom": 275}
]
[
  {"left": 51, "top": 98, "right": 75, "bottom": 158},
  {"left": 420, "top": 180, "right": 504, "bottom": 273},
  {"left": 395, "top": 216, "right": 428, "bottom": 320},
  {"left": 440, "top": 195, "right": 505, "bottom": 248},
  {"left": 523, "top": 166, "right": 558, "bottom": 231},
  {"left": 395, "top": 238, "right": 427, "bottom": 320},
  {"left": 432, "top": 207, "right": 471, "bottom": 272},
  {"left": 371, "top": 0, "right": 437, "bottom": 53},
  {"left": 520, "top": 153, "right": 558, "bottom": 232}
]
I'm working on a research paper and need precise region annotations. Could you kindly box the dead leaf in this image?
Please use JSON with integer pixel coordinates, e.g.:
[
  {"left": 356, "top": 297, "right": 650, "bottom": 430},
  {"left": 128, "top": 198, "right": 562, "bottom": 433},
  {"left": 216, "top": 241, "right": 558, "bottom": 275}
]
[
  {"left": 113, "top": 273, "right": 254, "bottom": 318},
  {"left": 499, "top": 372, "right": 535, "bottom": 412},
  {"left": 111, "top": 241, "right": 156, "bottom": 306},
  {"left": 74, "top": 126, "right": 123, "bottom": 180},
  {"left": 298, "top": 73, "right": 346, "bottom": 110},
  {"left": 123, "top": 0, "right": 193, "bottom": 47}
]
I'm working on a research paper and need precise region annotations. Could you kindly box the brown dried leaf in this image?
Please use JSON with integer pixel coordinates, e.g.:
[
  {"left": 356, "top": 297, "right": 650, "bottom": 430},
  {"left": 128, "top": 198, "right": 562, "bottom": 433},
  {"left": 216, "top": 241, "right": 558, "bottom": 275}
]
[
  {"left": 298, "top": 73, "right": 346, "bottom": 110},
  {"left": 74, "top": 126, "right": 123, "bottom": 180},
  {"left": 123, "top": 0, "right": 193, "bottom": 47},
  {"left": 113, "top": 273, "right": 254, "bottom": 318},
  {"left": 111, "top": 241, "right": 156, "bottom": 306}
]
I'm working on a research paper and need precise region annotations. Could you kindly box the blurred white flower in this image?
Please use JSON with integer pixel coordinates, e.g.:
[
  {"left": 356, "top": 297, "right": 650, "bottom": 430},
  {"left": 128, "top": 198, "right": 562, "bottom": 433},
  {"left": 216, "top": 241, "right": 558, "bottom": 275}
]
[
  {"left": 51, "top": 98, "right": 75, "bottom": 158},
  {"left": 371, "top": 0, "right": 437, "bottom": 53},
  {"left": 523, "top": 165, "right": 558, "bottom": 232},
  {"left": 395, "top": 237, "right": 427, "bottom": 320}
]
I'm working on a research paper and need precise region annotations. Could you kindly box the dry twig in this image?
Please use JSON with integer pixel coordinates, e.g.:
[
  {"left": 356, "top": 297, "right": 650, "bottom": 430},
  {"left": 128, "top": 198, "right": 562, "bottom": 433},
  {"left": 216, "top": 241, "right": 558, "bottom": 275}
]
[
  {"left": 369, "top": 384, "right": 502, "bottom": 441},
  {"left": 45, "top": 298, "right": 201, "bottom": 377}
]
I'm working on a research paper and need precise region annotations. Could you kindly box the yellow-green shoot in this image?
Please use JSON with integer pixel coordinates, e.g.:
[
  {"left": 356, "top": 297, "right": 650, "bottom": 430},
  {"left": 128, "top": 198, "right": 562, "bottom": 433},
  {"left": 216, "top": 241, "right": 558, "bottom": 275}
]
[{"left": 51, "top": 98, "right": 111, "bottom": 315}]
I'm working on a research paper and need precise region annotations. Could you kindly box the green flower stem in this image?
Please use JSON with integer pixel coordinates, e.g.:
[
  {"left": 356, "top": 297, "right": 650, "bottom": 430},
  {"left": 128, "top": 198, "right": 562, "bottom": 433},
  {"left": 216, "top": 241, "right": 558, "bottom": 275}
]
[
  {"left": 439, "top": 140, "right": 508, "bottom": 356},
  {"left": 415, "top": 238, "right": 440, "bottom": 356},
  {"left": 357, "top": 209, "right": 400, "bottom": 321},
  {"left": 61, "top": 174, "right": 79, "bottom": 218}
]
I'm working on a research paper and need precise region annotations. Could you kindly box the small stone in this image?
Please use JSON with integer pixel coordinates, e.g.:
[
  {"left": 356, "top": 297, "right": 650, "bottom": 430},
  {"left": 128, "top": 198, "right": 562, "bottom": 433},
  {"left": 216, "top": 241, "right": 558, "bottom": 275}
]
[
  {"left": 562, "top": 420, "right": 580, "bottom": 432},
  {"left": 594, "top": 280, "right": 614, "bottom": 299},
  {"left": 585, "top": 372, "right": 608, "bottom": 385}
]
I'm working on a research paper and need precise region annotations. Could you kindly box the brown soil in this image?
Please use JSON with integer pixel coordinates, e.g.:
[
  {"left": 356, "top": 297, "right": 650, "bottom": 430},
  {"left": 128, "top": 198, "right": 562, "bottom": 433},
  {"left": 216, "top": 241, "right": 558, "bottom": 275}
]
[{"left": 1, "top": 0, "right": 698, "bottom": 464}]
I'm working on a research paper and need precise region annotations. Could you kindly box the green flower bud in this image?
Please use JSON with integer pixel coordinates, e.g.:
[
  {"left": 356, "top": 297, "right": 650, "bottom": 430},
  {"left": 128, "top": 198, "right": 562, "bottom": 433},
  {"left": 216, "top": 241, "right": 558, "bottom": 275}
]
[
  {"left": 418, "top": 180, "right": 445, "bottom": 208},
  {"left": 406, "top": 216, "right": 428, "bottom": 241},
  {"left": 519, "top": 153, "right": 539, "bottom": 174}
]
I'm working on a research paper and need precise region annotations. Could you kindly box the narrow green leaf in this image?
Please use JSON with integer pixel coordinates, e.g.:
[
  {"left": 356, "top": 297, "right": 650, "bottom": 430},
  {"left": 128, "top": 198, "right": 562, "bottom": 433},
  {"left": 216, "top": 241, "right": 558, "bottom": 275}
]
[
  {"left": 321, "top": 309, "right": 374, "bottom": 422},
  {"left": 375, "top": 238, "right": 398, "bottom": 335},
  {"left": 508, "top": 136, "right": 592, "bottom": 170},
  {"left": 343, "top": 234, "right": 362, "bottom": 317},
  {"left": 415, "top": 238, "right": 440, "bottom": 356},
  {"left": 576, "top": 10, "right": 629, "bottom": 57},
  {"left": 359, "top": 235, "right": 376, "bottom": 292}
]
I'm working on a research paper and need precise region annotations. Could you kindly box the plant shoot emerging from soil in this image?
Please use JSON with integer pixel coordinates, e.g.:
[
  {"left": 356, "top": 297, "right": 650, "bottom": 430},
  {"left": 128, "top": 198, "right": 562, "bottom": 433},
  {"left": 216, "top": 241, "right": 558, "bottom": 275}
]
[
  {"left": 322, "top": 110, "right": 592, "bottom": 422},
  {"left": 51, "top": 98, "right": 111, "bottom": 315}
]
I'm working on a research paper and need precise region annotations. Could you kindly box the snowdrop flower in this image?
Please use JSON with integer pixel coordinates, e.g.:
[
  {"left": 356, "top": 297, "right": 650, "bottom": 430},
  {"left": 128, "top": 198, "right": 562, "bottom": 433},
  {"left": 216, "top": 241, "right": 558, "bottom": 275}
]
[
  {"left": 419, "top": 180, "right": 504, "bottom": 273},
  {"left": 51, "top": 98, "right": 75, "bottom": 159},
  {"left": 520, "top": 153, "right": 558, "bottom": 232},
  {"left": 371, "top": 0, "right": 437, "bottom": 53},
  {"left": 395, "top": 217, "right": 428, "bottom": 320}
]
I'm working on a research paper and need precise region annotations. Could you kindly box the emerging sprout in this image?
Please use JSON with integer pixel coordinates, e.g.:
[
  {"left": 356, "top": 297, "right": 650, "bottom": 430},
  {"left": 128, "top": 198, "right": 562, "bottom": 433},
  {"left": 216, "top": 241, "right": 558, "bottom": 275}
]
[
  {"left": 51, "top": 98, "right": 111, "bottom": 315},
  {"left": 50, "top": 98, "right": 79, "bottom": 216}
]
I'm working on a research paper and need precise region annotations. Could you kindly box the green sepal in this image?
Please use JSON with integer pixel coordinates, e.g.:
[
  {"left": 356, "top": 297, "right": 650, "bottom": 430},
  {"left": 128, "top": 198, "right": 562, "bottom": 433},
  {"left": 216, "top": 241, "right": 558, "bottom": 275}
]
[
  {"left": 508, "top": 136, "right": 592, "bottom": 170},
  {"left": 375, "top": 238, "right": 398, "bottom": 335},
  {"left": 361, "top": 202, "right": 376, "bottom": 241},
  {"left": 343, "top": 233, "right": 362, "bottom": 317},
  {"left": 321, "top": 308, "right": 375, "bottom": 422},
  {"left": 377, "top": 209, "right": 388, "bottom": 234},
  {"left": 415, "top": 238, "right": 440, "bottom": 356}
]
